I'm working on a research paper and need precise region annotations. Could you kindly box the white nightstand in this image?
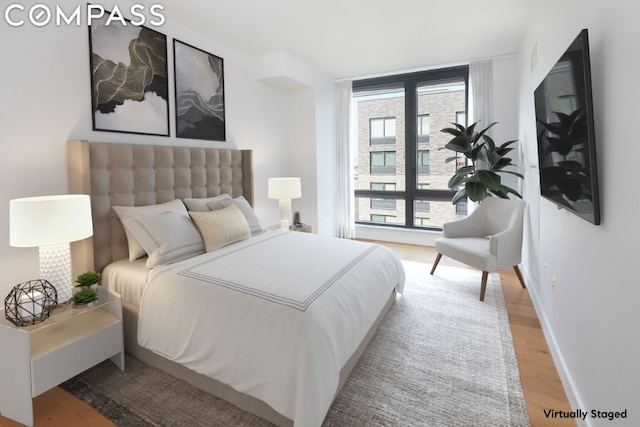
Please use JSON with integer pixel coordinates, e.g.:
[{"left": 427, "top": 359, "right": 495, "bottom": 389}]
[
  {"left": 290, "top": 224, "right": 312, "bottom": 233},
  {"left": 0, "top": 286, "right": 124, "bottom": 426},
  {"left": 265, "top": 224, "right": 313, "bottom": 233}
]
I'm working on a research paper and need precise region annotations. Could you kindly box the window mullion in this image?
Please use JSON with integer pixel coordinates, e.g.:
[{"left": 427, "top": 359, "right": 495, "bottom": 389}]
[{"left": 405, "top": 79, "right": 417, "bottom": 228}]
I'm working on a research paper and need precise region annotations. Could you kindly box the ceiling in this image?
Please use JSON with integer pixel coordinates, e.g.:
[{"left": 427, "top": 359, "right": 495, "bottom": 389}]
[{"left": 151, "top": 0, "right": 533, "bottom": 79}]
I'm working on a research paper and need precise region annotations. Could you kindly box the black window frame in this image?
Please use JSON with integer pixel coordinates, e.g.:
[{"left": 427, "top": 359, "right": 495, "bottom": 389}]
[{"left": 353, "top": 65, "right": 469, "bottom": 230}]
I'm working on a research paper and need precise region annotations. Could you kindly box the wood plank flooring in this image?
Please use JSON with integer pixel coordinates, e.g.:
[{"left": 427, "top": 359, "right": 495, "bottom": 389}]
[{"left": 0, "top": 240, "right": 575, "bottom": 427}]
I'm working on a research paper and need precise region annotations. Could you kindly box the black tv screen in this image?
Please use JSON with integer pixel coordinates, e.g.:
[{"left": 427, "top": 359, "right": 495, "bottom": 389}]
[{"left": 534, "top": 29, "right": 601, "bottom": 225}]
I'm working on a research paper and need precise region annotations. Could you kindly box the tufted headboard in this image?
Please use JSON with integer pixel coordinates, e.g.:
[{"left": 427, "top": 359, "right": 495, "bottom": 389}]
[{"left": 67, "top": 140, "right": 253, "bottom": 275}]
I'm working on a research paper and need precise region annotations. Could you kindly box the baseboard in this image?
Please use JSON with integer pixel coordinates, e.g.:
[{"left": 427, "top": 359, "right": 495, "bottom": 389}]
[
  {"left": 521, "top": 267, "right": 590, "bottom": 427},
  {"left": 355, "top": 224, "right": 440, "bottom": 246}
]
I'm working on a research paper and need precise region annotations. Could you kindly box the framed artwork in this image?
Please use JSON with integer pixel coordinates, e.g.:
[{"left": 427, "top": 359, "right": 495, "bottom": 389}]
[
  {"left": 173, "top": 39, "right": 226, "bottom": 141},
  {"left": 89, "top": 16, "right": 169, "bottom": 136}
]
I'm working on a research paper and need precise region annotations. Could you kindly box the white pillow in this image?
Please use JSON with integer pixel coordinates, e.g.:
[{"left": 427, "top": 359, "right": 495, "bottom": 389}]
[
  {"left": 207, "top": 196, "right": 263, "bottom": 235},
  {"left": 113, "top": 200, "right": 190, "bottom": 261},
  {"left": 189, "top": 204, "right": 251, "bottom": 252},
  {"left": 121, "top": 211, "right": 205, "bottom": 268},
  {"left": 182, "top": 194, "right": 232, "bottom": 212}
]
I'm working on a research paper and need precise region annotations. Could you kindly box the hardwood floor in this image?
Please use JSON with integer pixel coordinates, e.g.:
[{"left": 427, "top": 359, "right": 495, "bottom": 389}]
[{"left": 0, "top": 241, "right": 575, "bottom": 427}]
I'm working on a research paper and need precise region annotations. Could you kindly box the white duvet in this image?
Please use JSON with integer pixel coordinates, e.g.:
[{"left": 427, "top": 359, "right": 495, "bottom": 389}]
[{"left": 138, "top": 229, "right": 405, "bottom": 427}]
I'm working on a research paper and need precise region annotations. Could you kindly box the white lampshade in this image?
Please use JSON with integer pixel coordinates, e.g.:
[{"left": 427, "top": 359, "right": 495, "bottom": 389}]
[
  {"left": 10, "top": 195, "right": 93, "bottom": 303},
  {"left": 268, "top": 177, "right": 302, "bottom": 200},
  {"left": 10, "top": 195, "right": 93, "bottom": 247},
  {"left": 268, "top": 178, "right": 302, "bottom": 228}
]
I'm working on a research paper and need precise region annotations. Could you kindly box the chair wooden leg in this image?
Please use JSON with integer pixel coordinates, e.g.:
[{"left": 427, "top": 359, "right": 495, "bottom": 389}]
[
  {"left": 513, "top": 265, "right": 526, "bottom": 289},
  {"left": 430, "top": 253, "right": 443, "bottom": 275},
  {"left": 480, "top": 271, "right": 489, "bottom": 301}
]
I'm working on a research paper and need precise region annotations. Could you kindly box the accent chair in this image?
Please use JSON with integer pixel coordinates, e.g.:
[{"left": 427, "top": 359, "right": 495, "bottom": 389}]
[{"left": 430, "top": 197, "right": 527, "bottom": 301}]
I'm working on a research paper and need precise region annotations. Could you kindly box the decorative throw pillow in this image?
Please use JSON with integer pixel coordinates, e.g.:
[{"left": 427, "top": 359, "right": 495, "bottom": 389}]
[
  {"left": 189, "top": 204, "right": 251, "bottom": 252},
  {"left": 182, "top": 194, "right": 232, "bottom": 212},
  {"left": 207, "top": 196, "right": 263, "bottom": 235},
  {"left": 113, "top": 199, "right": 189, "bottom": 261},
  {"left": 120, "top": 211, "right": 205, "bottom": 268}
]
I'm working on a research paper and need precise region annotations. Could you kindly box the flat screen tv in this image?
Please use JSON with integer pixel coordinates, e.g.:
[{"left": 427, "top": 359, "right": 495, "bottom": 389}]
[{"left": 534, "top": 28, "right": 601, "bottom": 225}]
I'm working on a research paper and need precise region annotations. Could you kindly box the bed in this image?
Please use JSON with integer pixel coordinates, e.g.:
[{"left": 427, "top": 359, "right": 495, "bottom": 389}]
[{"left": 67, "top": 140, "right": 405, "bottom": 427}]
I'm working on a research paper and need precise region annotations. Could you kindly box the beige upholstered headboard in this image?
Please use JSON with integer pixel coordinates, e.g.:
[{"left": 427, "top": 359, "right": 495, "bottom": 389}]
[{"left": 67, "top": 140, "right": 253, "bottom": 275}]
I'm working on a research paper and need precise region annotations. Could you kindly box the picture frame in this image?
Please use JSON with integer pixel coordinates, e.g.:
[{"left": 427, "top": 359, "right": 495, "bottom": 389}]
[
  {"left": 173, "top": 39, "right": 226, "bottom": 141},
  {"left": 88, "top": 15, "right": 169, "bottom": 136}
]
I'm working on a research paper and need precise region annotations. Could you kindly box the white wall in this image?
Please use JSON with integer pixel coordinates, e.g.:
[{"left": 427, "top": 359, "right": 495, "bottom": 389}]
[
  {"left": 0, "top": 0, "right": 292, "bottom": 299},
  {"left": 257, "top": 54, "right": 337, "bottom": 236},
  {"left": 518, "top": 1, "right": 640, "bottom": 424}
]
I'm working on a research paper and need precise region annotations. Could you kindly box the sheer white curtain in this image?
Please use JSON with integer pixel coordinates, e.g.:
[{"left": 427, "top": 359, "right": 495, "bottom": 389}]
[
  {"left": 468, "top": 59, "right": 494, "bottom": 212},
  {"left": 469, "top": 59, "right": 493, "bottom": 129},
  {"left": 335, "top": 80, "right": 355, "bottom": 239}
]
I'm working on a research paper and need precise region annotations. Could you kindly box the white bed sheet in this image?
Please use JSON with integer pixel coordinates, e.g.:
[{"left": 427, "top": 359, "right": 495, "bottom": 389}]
[
  {"left": 137, "top": 229, "right": 404, "bottom": 427},
  {"left": 102, "top": 258, "right": 150, "bottom": 306}
]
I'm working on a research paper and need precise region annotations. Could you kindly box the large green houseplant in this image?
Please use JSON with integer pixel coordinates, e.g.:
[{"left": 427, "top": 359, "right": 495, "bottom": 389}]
[{"left": 440, "top": 121, "right": 523, "bottom": 204}]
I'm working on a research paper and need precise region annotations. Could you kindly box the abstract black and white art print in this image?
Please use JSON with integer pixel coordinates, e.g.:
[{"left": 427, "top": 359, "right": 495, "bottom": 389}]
[
  {"left": 89, "top": 16, "right": 169, "bottom": 136},
  {"left": 174, "top": 40, "right": 226, "bottom": 141}
]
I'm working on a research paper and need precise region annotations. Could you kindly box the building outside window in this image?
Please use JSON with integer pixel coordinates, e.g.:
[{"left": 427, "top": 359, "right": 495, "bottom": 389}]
[
  {"left": 417, "top": 114, "right": 430, "bottom": 143},
  {"left": 371, "top": 214, "right": 396, "bottom": 224},
  {"left": 371, "top": 183, "right": 396, "bottom": 191},
  {"left": 370, "top": 182, "right": 397, "bottom": 210},
  {"left": 370, "top": 151, "right": 396, "bottom": 174},
  {"left": 369, "top": 117, "right": 396, "bottom": 145},
  {"left": 417, "top": 150, "right": 430, "bottom": 174}
]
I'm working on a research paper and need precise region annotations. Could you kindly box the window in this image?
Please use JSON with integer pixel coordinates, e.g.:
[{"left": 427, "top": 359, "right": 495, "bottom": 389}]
[
  {"left": 370, "top": 117, "right": 396, "bottom": 145},
  {"left": 353, "top": 65, "right": 468, "bottom": 230},
  {"left": 415, "top": 217, "right": 432, "bottom": 227},
  {"left": 417, "top": 150, "right": 430, "bottom": 174},
  {"left": 371, "top": 214, "right": 396, "bottom": 224},
  {"left": 415, "top": 200, "right": 430, "bottom": 212},
  {"left": 417, "top": 114, "right": 430, "bottom": 143},
  {"left": 370, "top": 151, "right": 396, "bottom": 174},
  {"left": 456, "top": 201, "right": 468, "bottom": 216},
  {"left": 456, "top": 111, "right": 466, "bottom": 126},
  {"left": 371, "top": 182, "right": 396, "bottom": 191},
  {"left": 371, "top": 198, "right": 396, "bottom": 210}
]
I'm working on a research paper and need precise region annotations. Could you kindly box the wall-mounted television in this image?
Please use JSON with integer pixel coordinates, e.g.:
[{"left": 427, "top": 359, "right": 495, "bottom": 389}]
[{"left": 534, "top": 29, "right": 601, "bottom": 225}]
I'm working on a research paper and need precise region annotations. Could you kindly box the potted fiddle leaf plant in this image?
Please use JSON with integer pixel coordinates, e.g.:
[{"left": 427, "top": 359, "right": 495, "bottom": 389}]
[
  {"left": 440, "top": 121, "right": 524, "bottom": 204},
  {"left": 71, "top": 271, "right": 101, "bottom": 306}
]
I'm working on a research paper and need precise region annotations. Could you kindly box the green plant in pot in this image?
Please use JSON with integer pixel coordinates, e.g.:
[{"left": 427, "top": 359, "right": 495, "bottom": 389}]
[
  {"left": 440, "top": 121, "right": 524, "bottom": 204},
  {"left": 71, "top": 271, "right": 101, "bottom": 306}
]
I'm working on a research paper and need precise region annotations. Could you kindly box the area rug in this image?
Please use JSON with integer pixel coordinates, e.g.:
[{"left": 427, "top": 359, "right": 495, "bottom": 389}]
[{"left": 61, "top": 261, "right": 530, "bottom": 427}]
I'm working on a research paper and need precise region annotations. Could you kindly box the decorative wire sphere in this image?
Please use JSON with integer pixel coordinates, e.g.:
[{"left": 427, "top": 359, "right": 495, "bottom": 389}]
[{"left": 4, "top": 279, "right": 58, "bottom": 327}]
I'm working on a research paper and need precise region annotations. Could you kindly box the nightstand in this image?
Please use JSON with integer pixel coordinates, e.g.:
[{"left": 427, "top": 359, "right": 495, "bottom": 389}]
[
  {"left": 290, "top": 224, "right": 312, "bottom": 233},
  {"left": 0, "top": 286, "right": 124, "bottom": 426}
]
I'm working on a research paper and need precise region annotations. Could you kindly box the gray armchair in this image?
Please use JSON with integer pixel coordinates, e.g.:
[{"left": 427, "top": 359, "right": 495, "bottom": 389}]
[{"left": 430, "top": 197, "right": 527, "bottom": 301}]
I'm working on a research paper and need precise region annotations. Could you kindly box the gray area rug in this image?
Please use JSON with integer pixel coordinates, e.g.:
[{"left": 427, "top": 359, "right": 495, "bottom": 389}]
[{"left": 61, "top": 261, "right": 529, "bottom": 427}]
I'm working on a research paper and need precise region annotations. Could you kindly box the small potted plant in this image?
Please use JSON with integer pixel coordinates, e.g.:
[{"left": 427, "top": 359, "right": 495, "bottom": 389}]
[{"left": 71, "top": 271, "right": 101, "bottom": 307}]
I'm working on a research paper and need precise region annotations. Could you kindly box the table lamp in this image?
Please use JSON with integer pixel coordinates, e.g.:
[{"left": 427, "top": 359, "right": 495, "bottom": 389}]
[
  {"left": 10, "top": 195, "right": 93, "bottom": 303},
  {"left": 268, "top": 177, "right": 301, "bottom": 229}
]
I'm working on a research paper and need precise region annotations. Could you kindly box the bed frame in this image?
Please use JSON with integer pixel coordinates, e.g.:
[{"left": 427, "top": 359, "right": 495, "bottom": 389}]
[{"left": 67, "top": 140, "right": 394, "bottom": 426}]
